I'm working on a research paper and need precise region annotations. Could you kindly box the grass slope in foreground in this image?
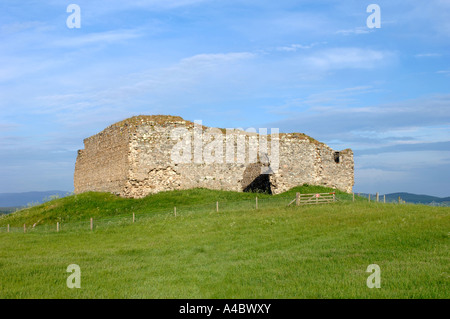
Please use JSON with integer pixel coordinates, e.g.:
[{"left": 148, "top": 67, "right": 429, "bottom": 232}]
[{"left": 0, "top": 186, "right": 448, "bottom": 298}]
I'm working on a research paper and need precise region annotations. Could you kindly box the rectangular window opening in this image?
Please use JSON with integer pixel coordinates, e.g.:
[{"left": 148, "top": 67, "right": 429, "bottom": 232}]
[{"left": 334, "top": 151, "right": 340, "bottom": 163}]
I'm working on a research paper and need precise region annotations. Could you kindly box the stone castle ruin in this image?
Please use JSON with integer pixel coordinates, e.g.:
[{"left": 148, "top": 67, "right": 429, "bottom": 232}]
[{"left": 74, "top": 115, "right": 354, "bottom": 198}]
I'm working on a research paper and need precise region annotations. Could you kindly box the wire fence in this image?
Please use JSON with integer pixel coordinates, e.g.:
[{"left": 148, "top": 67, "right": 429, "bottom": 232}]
[{"left": 0, "top": 192, "right": 366, "bottom": 235}]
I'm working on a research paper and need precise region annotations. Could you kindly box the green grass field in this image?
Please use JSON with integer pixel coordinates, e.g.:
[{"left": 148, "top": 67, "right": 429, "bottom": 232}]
[{"left": 0, "top": 186, "right": 448, "bottom": 298}]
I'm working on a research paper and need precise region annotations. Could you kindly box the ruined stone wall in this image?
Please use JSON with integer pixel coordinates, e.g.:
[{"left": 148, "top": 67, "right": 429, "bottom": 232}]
[
  {"left": 74, "top": 115, "right": 354, "bottom": 198},
  {"left": 271, "top": 136, "right": 354, "bottom": 194},
  {"left": 315, "top": 147, "right": 354, "bottom": 193},
  {"left": 74, "top": 124, "right": 131, "bottom": 195},
  {"left": 124, "top": 122, "right": 260, "bottom": 197}
]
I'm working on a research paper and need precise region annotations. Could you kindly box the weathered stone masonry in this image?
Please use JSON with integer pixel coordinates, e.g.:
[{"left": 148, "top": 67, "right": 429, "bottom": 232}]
[{"left": 74, "top": 115, "right": 354, "bottom": 197}]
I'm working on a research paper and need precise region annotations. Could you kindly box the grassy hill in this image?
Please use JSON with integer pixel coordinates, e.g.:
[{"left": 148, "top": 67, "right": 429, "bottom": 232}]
[
  {"left": 0, "top": 186, "right": 448, "bottom": 299},
  {"left": 0, "top": 185, "right": 352, "bottom": 228}
]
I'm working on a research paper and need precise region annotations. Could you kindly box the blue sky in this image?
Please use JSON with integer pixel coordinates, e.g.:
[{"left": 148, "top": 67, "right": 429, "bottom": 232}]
[{"left": 0, "top": 0, "right": 449, "bottom": 196}]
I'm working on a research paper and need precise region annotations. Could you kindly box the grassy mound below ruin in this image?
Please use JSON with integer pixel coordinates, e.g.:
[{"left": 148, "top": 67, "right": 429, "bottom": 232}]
[
  {"left": 0, "top": 185, "right": 354, "bottom": 228},
  {"left": 0, "top": 194, "right": 448, "bottom": 298}
]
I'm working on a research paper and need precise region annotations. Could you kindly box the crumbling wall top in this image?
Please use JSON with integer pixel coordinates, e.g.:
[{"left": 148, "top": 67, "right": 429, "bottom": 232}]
[{"left": 83, "top": 114, "right": 329, "bottom": 148}]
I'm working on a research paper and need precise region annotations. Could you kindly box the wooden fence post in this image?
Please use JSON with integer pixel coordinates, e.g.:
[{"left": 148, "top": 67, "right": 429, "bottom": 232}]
[
  {"left": 7, "top": 224, "right": 10, "bottom": 233},
  {"left": 174, "top": 207, "right": 177, "bottom": 217},
  {"left": 383, "top": 195, "right": 386, "bottom": 203},
  {"left": 352, "top": 192, "right": 355, "bottom": 202},
  {"left": 133, "top": 212, "right": 135, "bottom": 223},
  {"left": 296, "top": 192, "right": 300, "bottom": 206},
  {"left": 216, "top": 201, "right": 219, "bottom": 212},
  {"left": 333, "top": 193, "right": 336, "bottom": 202},
  {"left": 368, "top": 194, "right": 371, "bottom": 202},
  {"left": 256, "top": 197, "right": 258, "bottom": 210},
  {"left": 90, "top": 218, "right": 93, "bottom": 231},
  {"left": 57, "top": 222, "right": 59, "bottom": 232},
  {"left": 376, "top": 192, "right": 379, "bottom": 202}
]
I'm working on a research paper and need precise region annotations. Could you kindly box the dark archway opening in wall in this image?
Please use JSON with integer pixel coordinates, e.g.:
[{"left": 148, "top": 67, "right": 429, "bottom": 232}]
[
  {"left": 243, "top": 174, "right": 272, "bottom": 194},
  {"left": 242, "top": 163, "right": 273, "bottom": 194}
]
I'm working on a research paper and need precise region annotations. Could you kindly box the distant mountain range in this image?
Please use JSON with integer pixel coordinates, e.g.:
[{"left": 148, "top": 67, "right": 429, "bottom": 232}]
[
  {"left": 359, "top": 192, "right": 450, "bottom": 206},
  {"left": 0, "top": 191, "right": 70, "bottom": 208}
]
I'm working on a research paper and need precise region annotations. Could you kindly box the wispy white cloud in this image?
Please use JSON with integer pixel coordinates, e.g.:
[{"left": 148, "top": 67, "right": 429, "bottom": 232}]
[
  {"left": 139, "top": 0, "right": 210, "bottom": 9},
  {"left": 355, "top": 150, "right": 450, "bottom": 193},
  {"left": 51, "top": 29, "right": 143, "bottom": 48},
  {"left": 390, "top": 0, "right": 450, "bottom": 38},
  {"left": 303, "top": 48, "right": 394, "bottom": 70},
  {"left": 264, "top": 86, "right": 379, "bottom": 116},
  {"left": 0, "top": 21, "right": 52, "bottom": 34},
  {"left": 415, "top": 53, "right": 442, "bottom": 58},
  {"left": 179, "top": 52, "right": 255, "bottom": 65},
  {"left": 28, "top": 51, "right": 257, "bottom": 117},
  {"left": 275, "top": 42, "right": 322, "bottom": 52},
  {"left": 0, "top": 56, "right": 65, "bottom": 83},
  {"left": 356, "top": 167, "right": 409, "bottom": 184},
  {"left": 437, "top": 70, "right": 450, "bottom": 76},
  {"left": 336, "top": 26, "right": 373, "bottom": 35},
  {"left": 45, "top": 0, "right": 209, "bottom": 11},
  {"left": 0, "top": 123, "right": 19, "bottom": 132},
  {"left": 265, "top": 93, "right": 450, "bottom": 149}
]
